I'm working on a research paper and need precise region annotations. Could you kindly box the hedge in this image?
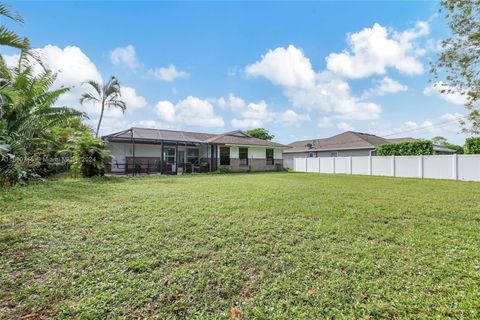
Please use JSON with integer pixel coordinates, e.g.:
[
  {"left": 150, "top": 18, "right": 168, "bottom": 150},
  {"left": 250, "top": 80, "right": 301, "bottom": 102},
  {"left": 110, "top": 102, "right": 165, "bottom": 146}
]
[
  {"left": 464, "top": 137, "right": 480, "bottom": 154},
  {"left": 377, "top": 140, "right": 433, "bottom": 156}
]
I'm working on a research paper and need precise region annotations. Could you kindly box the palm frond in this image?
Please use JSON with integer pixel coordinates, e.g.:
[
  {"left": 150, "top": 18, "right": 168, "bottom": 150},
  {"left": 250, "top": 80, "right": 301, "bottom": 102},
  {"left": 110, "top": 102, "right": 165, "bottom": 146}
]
[
  {"left": 107, "top": 100, "right": 126, "bottom": 113},
  {"left": 81, "top": 80, "right": 102, "bottom": 97},
  {"left": 0, "top": 3, "right": 24, "bottom": 24},
  {"left": 79, "top": 92, "right": 100, "bottom": 105},
  {"left": 0, "top": 26, "right": 29, "bottom": 50}
]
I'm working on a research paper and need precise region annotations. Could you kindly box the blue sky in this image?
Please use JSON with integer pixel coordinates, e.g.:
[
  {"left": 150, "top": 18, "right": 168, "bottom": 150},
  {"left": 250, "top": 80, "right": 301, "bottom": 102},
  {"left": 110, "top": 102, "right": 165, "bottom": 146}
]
[{"left": 2, "top": 1, "right": 469, "bottom": 144}]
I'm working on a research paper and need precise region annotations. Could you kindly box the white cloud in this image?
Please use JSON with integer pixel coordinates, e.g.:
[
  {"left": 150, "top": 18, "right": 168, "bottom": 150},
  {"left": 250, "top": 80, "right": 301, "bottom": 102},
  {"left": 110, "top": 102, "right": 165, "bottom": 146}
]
[
  {"left": 34, "top": 45, "right": 103, "bottom": 87},
  {"left": 154, "top": 101, "right": 176, "bottom": 122},
  {"left": 217, "top": 93, "right": 246, "bottom": 114},
  {"left": 337, "top": 121, "right": 354, "bottom": 131},
  {"left": 278, "top": 109, "right": 310, "bottom": 126},
  {"left": 242, "top": 100, "right": 274, "bottom": 121},
  {"left": 245, "top": 46, "right": 382, "bottom": 121},
  {"left": 131, "top": 120, "right": 175, "bottom": 130},
  {"left": 440, "top": 112, "right": 463, "bottom": 122},
  {"left": 317, "top": 116, "right": 333, "bottom": 128},
  {"left": 151, "top": 64, "right": 189, "bottom": 82},
  {"left": 326, "top": 21, "right": 429, "bottom": 79},
  {"left": 390, "top": 115, "right": 459, "bottom": 136},
  {"left": 218, "top": 94, "right": 275, "bottom": 128},
  {"left": 3, "top": 45, "right": 107, "bottom": 120},
  {"left": 120, "top": 86, "right": 147, "bottom": 111},
  {"left": 230, "top": 118, "right": 263, "bottom": 129},
  {"left": 245, "top": 45, "right": 315, "bottom": 88},
  {"left": 155, "top": 96, "right": 224, "bottom": 127},
  {"left": 287, "top": 71, "right": 382, "bottom": 120},
  {"left": 363, "top": 77, "right": 408, "bottom": 97},
  {"left": 110, "top": 45, "right": 139, "bottom": 70},
  {"left": 423, "top": 82, "right": 467, "bottom": 106}
]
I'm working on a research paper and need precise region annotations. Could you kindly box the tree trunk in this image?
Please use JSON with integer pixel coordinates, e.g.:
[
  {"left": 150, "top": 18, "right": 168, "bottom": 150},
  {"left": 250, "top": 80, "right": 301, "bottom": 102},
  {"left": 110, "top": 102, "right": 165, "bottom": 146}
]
[{"left": 95, "top": 102, "right": 105, "bottom": 138}]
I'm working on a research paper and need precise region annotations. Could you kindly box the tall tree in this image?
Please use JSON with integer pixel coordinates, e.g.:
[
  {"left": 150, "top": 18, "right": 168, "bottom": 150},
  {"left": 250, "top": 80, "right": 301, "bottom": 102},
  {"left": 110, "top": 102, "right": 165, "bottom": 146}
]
[
  {"left": 0, "top": 3, "right": 30, "bottom": 50},
  {"left": 433, "top": 0, "right": 480, "bottom": 134},
  {"left": 80, "top": 76, "right": 126, "bottom": 138},
  {"left": 245, "top": 128, "right": 275, "bottom": 141},
  {"left": 431, "top": 136, "right": 448, "bottom": 146}
]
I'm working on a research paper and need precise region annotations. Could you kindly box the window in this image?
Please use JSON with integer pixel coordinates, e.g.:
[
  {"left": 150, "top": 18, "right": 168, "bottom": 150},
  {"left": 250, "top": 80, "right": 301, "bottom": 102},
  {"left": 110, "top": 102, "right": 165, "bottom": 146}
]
[
  {"left": 266, "top": 148, "right": 274, "bottom": 165},
  {"left": 164, "top": 148, "right": 175, "bottom": 164},
  {"left": 330, "top": 152, "right": 338, "bottom": 157},
  {"left": 187, "top": 148, "right": 199, "bottom": 164},
  {"left": 220, "top": 147, "right": 230, "bottom": 165},
  {"left": 309, "top": 152, "right": 315, "bottom": 158},
  {"left": 239, "top": 148, "right": 248, "bottom": 165}
]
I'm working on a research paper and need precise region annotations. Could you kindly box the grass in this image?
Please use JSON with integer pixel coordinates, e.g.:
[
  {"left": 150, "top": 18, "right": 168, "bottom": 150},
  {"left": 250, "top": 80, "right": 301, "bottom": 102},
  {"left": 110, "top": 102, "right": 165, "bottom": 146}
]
[{"left": 1, "top": 172, "right": 479, "bottom": 319}]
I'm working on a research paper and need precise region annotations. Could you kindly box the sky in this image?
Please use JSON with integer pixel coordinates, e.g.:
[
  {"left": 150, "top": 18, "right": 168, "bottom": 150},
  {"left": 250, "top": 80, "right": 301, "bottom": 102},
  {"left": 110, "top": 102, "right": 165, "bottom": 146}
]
[{"left": 0, "top": 1, "right": 471, "bottom": 144}]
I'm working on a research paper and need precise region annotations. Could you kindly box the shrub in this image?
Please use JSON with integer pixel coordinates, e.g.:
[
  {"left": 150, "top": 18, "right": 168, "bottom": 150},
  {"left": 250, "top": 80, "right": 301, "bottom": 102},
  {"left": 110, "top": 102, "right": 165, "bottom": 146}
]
[
  {"left": 377, "top": 140, "right": 433, "bottom": 156},
  {"left": 464, "top": 137, "right": 480, "bottom": 154},
  {"left": 215, "top": 165, "right": 230, "bottom": 174},
  {"left": 71, "top": 135, "right": 110, "bottom": 178}
]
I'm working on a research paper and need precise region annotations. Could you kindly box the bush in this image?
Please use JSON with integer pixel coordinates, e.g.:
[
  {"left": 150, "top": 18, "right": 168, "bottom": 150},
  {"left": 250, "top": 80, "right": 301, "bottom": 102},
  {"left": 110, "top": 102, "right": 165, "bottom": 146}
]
[
  {"left": 215, "top": 165, "right": 230, "bottom": 174},
  {"left": 71, "top": 135, "right": 110, "bottom": 178},
  {"left": 464, "top": 137, "right": 480, "bottom": 154},
  {"left": 377, "top": 140, "right": 433, "bottom": 156}
]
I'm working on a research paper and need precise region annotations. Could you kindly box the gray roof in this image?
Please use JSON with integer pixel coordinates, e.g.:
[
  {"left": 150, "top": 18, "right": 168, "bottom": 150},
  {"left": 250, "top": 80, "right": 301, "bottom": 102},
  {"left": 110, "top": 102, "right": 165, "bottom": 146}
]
[
  {"left": 387, "top": 137, "right": 417, "bottom": 143},
  {"left": 285, "top": 131, "right": 391, "bottom": 153},
  {"left": 103, "top": 128, "right": 287, "bottom": 147},
  {"left": 285, "top": 131, "right": 457, "bottom": 154}
]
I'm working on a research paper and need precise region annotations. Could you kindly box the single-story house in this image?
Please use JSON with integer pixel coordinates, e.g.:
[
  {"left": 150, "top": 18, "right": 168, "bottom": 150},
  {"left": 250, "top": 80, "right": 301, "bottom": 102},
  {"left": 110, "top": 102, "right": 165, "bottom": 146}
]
[
  {"left": 103, "top": 127, "right": 287, "bottom": 174},
  {"left": 283, "top": 131, "right": 456, "bottom": 168}
]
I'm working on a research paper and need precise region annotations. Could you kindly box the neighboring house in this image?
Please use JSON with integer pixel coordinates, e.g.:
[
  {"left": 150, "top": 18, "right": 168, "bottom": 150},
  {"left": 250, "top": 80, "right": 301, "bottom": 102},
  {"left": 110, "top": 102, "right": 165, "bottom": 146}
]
[
  {"left": 283, "top": 131, "right": 456, "bottom": 168},
  {"left": 103, "top": 128, "right": 287, "bottom": 174}
]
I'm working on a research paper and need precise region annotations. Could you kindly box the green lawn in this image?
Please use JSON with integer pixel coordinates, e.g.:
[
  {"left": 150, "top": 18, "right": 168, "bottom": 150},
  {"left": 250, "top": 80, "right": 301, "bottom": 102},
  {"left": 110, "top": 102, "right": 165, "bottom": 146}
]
[{"left": 1, "top": 173, "right": 479, "bottom": 319}]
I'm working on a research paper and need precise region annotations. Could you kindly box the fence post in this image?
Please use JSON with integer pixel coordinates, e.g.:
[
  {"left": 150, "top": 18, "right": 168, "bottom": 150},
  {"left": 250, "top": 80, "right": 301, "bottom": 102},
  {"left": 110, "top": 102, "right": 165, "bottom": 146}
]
[
  {"left": 369, "top": 155, "right": 372, "bottom": 175},
  {"left": 453, "top": 154, "right": 458, "bottom": 180},
  {"left": 419, "top": 155, "right": 424, "bottom": 179},
  {"left": 333, "top": 157, "right": 336, "bottom": 174},
  {"left": 392, "top": 155, "right": 396, "bottom": 177},
  {"left": 317, "top": 157, "right": 321, "bottom": 173},
  {"left": 349, "top": 156, "right": 353, "bottom": 174},
  {"left": 305, "top": 158, "right": 308, "bottom": 172}
]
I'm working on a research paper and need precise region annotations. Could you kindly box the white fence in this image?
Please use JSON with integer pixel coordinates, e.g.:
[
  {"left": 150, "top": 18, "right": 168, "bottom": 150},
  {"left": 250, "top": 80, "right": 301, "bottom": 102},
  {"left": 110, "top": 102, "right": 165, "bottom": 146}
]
[{"left": 293, "top": 155, "right": 480, "bottom": 182}]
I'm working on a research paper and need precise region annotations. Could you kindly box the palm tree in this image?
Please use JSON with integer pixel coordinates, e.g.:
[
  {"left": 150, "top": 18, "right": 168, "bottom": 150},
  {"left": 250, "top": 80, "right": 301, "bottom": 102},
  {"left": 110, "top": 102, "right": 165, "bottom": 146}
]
[
  {"left": 0, "top": 3, "right": 30, "bottom": 50},
  {"left": 80, "top": 76, "right": 126, "bottom": 138}
]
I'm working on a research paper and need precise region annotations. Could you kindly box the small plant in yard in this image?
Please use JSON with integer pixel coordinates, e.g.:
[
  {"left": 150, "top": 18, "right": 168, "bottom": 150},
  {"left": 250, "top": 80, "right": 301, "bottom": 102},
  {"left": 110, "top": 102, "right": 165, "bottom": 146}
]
[
  {"left": 216, "top": 165, "right": 230, "bottom": 174},
  {"left": 71, "top": 134, "right": 110, "bottom": 178}
]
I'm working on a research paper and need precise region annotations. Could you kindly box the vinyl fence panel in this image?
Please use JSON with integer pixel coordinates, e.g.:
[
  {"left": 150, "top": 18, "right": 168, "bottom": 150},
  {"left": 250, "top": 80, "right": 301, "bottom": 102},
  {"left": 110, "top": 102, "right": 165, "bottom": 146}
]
[
  {"left": 306, "top": 158, "right": 320, "bottom": 173},
  {"left": 352, "top": 157, "right": 369, "bottom": 175},
  {"left": 319, "top": 158, "right": 335, "bottom": 173},
  {"left": 423, "top": 155, "right": 454, "bottom": 180},
  {"left": 395, "top": 156, "right": 421, "bottom": 178},
  {"left": 371, "top": 156, "right": 393, "bottom": 176},
  {"left": 458, "top": 155, "right": 480, "bottom": 181},
  {"left": 334, "top": 157, "right": 350, "bottom": 174},
  {"left": 292, "top": 154, "right": 480, "bottom": 182},
  {"left": 294, "top": 158, "right": 307, "bottom": 172}
]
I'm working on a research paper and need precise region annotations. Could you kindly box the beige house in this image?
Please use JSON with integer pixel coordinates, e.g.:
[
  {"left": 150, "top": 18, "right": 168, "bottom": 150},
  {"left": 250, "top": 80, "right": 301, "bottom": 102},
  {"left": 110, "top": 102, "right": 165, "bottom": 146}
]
[{"left": 103, "top": 128, "right": 287, "bottom": 174}]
